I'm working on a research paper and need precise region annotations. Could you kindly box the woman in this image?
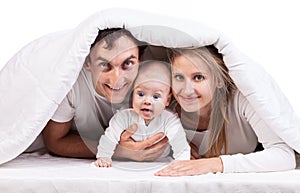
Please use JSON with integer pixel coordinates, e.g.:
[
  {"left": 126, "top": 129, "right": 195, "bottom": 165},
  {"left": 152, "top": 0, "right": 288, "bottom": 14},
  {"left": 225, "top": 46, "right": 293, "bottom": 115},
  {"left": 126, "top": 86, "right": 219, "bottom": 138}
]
[{"left": 155, "top": 46, "right": 296, "bottom": 176}]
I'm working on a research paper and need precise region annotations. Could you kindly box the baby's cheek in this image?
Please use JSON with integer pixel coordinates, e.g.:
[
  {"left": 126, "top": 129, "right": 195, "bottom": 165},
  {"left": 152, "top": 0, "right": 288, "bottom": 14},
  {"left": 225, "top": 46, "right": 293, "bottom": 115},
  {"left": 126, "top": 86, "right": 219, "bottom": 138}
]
[{"left": 155, "top": 102, "right": 166, "bottom": 113}]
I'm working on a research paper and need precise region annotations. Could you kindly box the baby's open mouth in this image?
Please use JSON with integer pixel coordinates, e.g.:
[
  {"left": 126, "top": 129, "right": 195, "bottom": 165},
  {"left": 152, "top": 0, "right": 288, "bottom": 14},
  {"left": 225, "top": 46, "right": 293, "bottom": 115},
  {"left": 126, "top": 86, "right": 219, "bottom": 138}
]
[{"left": 141, "top": 108, "right": 152, "bottom": 112}]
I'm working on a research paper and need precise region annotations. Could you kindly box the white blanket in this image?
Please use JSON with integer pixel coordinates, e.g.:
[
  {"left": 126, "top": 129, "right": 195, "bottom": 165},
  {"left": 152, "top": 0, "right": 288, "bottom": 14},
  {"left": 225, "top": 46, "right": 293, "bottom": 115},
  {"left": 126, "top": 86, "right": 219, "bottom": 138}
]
[
  {"left": 0, "top": 152, "right": 300, "bottom": 193},
  {"left": 1, "top": 8, "right": 300, "bottom": 164}
]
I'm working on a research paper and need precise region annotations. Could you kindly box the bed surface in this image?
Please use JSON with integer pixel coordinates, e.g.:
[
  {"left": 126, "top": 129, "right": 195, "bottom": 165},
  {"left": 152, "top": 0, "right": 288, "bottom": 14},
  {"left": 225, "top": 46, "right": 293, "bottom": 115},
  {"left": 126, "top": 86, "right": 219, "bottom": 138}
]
[{"left": 1, "top": 152, "right": 300, "bottom": 193}]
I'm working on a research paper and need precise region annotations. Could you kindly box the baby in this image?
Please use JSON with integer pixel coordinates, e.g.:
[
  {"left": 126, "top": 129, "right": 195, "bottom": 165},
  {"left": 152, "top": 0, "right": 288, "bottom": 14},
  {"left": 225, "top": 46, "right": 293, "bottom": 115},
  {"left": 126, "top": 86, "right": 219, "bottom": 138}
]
[{"left": 95, "top": 60, "right": 190, "bottom": 167}]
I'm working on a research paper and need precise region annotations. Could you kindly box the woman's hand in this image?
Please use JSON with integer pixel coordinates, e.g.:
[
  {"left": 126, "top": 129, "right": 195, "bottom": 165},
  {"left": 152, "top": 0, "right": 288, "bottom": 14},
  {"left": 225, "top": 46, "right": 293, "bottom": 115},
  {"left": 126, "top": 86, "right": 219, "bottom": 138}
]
[
  {"left": 155, "top": 157, "right": 223, "bottom": 176},
  {"left": 113, "top": 124, "right": 169, "bottom": 161}
]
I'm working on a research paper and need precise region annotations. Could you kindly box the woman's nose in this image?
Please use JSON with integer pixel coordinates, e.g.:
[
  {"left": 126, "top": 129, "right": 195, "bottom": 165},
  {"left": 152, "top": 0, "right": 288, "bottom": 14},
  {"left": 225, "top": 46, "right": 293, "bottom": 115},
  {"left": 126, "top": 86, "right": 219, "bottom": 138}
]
[{"left": 184, "top": 81, "right": 195, "bottom": 95}]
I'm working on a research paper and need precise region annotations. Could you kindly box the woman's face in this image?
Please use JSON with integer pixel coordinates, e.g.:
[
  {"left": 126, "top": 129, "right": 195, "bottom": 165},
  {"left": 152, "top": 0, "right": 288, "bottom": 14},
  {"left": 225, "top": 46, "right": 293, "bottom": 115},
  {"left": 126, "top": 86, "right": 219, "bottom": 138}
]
[{"left": 171, "top": 54, "right": 214, "bottom": 113}]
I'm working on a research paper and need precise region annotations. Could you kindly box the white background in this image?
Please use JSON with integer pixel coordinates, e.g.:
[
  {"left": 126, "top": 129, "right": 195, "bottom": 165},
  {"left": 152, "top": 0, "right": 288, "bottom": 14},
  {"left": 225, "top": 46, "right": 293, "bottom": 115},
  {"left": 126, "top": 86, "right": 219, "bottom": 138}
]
[{"left": 1, "top": 0, "right": 299, "bottom": 114}]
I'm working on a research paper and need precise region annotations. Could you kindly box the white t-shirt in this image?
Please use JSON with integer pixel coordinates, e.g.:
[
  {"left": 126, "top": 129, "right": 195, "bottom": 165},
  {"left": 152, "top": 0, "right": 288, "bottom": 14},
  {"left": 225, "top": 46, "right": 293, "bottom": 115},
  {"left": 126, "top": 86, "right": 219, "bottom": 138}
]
[{"left": 96, "top": 109, "right": 190, "bottom": 160}]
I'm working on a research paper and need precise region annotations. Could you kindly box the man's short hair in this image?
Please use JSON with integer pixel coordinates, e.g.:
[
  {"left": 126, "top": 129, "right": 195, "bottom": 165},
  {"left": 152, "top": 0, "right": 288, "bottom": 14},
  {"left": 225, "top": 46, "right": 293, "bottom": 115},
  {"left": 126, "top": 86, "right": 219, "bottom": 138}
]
[{"left": 90, "top": 28, "right": 146, "bottom": 59}]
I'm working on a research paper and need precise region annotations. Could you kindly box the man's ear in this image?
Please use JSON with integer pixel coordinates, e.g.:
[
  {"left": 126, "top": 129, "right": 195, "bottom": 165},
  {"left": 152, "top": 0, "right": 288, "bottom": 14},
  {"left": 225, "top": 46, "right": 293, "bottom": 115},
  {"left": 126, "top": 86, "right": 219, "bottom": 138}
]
[{"left": 84, "top": 57, "right": 91, "bottom": 71}]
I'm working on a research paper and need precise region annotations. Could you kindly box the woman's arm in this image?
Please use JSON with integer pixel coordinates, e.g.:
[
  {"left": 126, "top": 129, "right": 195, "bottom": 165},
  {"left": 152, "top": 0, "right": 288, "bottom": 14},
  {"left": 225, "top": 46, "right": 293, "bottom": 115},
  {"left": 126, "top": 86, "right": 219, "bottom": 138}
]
[
  {"left": 215, "top": 36, "right": 300, "bottom": 153},
  {"left": 220, "top": 93, "right": 296, "bottom": 173}
]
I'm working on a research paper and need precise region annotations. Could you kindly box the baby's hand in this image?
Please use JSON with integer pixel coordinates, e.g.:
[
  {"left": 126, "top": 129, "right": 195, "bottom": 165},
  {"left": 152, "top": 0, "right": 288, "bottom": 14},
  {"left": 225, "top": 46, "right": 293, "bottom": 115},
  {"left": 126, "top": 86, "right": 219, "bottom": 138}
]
[{"left": 95, "top": 157, "right": 112, "bottom": 167}]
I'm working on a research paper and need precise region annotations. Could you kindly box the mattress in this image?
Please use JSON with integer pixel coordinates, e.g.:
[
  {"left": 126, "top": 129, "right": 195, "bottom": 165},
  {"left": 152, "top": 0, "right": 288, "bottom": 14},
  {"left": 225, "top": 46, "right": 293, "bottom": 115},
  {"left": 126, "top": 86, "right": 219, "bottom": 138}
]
[{"left": 1, "top": 152, "right": 299, "bottom": 193}]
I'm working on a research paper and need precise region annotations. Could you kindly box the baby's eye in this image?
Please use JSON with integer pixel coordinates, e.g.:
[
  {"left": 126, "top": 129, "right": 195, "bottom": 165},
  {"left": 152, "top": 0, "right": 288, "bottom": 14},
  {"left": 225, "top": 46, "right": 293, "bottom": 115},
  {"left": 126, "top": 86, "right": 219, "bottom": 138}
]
[
  {"left": 194, "top": 75, "right": 205, "bottom": 81},
  {"left": 153, "top": 94, "right": 160, "bottom": 100},
  {"left": 137, "top": 92, "right": 144, "bottom": 97}
]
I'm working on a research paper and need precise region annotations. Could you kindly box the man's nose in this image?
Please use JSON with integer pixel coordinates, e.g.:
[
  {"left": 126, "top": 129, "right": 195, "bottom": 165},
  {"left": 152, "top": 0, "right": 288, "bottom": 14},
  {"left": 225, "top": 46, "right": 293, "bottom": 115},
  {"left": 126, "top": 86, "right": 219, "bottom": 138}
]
[{"left": 110, "top": 68, "right": 122, "bottom": 84}]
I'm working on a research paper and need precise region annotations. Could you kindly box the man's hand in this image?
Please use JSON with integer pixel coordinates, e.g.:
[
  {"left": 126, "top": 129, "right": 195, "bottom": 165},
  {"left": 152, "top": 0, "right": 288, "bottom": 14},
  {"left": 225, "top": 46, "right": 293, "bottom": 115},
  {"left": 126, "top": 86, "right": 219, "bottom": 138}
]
[{"left": 113, "top": 124, "right": 169, "bottom": 161}]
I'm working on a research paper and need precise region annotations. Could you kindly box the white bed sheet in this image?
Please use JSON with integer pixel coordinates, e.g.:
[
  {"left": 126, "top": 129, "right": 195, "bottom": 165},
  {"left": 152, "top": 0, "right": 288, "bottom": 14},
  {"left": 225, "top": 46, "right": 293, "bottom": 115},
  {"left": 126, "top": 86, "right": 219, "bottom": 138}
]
[{"left": 0, "top": 152, "right": 300, "bottom": 193}]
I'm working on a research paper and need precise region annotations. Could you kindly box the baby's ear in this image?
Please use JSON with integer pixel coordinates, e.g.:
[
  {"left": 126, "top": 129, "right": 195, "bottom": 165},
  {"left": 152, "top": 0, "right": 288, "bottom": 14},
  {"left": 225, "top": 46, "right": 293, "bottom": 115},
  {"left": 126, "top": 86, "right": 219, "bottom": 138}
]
[{"left": 165, "top": 92, "right": 172, "bottom": 106}]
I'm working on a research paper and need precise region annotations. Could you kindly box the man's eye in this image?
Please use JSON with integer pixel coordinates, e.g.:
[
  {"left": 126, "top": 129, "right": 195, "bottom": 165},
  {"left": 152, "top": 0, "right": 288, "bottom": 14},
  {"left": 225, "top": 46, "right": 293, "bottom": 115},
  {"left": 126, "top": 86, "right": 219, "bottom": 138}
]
[
  {"left": 123, "top": 61, "right": 133, "bottom": 69},
  {"left": 194, "top": 75, "right": 205, "bottom": 81},
  {"left": 174, "top": 74, "right": 184, "bottom": 81},
  {"left": 153, "top": 94, "right": 160, "bottom": 100},
  {"left": 100, "top": 63, "right": 108, "bottom": 69}
]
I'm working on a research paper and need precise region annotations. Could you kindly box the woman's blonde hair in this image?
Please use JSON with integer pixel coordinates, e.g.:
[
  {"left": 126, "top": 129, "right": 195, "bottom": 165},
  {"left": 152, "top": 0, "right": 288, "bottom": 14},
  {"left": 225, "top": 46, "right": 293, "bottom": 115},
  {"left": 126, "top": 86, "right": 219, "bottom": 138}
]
[{"left": 168, "top": 45, "right": 236, "bottom": 157}]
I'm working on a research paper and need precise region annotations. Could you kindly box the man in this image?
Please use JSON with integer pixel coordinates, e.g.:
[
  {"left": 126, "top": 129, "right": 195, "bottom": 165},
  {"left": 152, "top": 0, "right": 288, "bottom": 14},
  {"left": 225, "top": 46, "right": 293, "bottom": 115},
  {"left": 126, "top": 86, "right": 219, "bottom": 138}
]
[{"left": 42, "top": 28, "right": 168, "bottom": 161}]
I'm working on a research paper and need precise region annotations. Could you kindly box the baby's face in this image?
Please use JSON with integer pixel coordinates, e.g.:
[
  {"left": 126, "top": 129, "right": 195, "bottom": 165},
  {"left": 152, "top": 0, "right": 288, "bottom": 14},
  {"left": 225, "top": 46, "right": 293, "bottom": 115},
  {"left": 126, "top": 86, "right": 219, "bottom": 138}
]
[{"left": 132, "top": 80, "right": 171, "bottom": 125}]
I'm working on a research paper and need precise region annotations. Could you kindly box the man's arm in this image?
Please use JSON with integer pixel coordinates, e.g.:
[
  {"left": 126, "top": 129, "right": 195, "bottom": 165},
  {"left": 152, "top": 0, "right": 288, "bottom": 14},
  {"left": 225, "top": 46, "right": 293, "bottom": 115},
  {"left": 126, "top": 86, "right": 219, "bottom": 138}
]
[
  {"left": 42, "top": 120, "right": 96, "bottom": 158},
  {"left": 42, "top": 121, "right": 169, "bottom": 160}
]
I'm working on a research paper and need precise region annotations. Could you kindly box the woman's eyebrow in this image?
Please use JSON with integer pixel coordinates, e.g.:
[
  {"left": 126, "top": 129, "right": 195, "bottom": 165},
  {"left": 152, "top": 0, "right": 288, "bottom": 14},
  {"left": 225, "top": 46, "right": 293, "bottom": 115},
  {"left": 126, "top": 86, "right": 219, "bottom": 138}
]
[{"left": 192, "top": 72, "right": 205, "bottom": 75}]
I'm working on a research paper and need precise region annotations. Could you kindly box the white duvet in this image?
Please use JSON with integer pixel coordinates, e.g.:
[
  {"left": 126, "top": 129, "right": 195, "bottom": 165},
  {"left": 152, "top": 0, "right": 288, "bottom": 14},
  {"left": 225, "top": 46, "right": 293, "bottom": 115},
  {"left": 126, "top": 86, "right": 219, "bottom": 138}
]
[{"left": 0, "top": 8, "right": 300, "bottom": 165}]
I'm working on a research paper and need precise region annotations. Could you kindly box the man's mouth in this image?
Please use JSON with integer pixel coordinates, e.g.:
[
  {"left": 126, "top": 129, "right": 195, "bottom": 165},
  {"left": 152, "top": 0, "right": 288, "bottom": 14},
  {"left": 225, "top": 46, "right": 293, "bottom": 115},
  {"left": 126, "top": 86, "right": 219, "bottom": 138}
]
[{"left": 105, "top": 83, "right": 127, "bottom": 92}]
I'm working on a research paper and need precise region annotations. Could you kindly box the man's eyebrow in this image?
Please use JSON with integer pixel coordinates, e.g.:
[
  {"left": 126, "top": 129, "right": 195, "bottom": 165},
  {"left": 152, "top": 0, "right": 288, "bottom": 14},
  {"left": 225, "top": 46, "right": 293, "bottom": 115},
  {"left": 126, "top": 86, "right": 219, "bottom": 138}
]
[
  {"left": 95, "top": 56, "right": 108, "bottom": 62},
  {"left": 95, "top": 55, "right": 137, "bottom": 63},
  {"left": 123, "top": 55, "right": 137, "bottom": 62}
]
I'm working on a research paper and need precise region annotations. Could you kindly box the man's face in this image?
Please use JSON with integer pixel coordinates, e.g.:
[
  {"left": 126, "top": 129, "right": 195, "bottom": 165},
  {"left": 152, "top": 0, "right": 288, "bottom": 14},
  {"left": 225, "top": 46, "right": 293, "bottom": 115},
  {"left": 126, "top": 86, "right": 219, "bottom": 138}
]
[{"left": 85, "top": 36, "right": 139, "bottom": 103}]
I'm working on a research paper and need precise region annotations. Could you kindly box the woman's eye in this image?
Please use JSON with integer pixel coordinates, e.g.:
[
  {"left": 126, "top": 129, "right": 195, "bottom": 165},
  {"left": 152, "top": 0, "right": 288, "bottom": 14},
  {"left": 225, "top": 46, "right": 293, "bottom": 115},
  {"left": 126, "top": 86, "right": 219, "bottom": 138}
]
[
  {"left": 153, "top": 94, "right": 160, "bottom": 100},
  {"left": 174, "top": 74, "right": 184, "bottom": 81},
  {"left": 194, "top": 75, "right": 204, "bottom": 81}
]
